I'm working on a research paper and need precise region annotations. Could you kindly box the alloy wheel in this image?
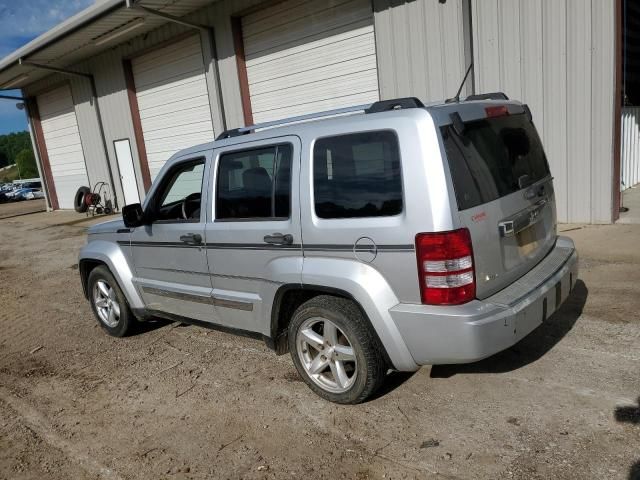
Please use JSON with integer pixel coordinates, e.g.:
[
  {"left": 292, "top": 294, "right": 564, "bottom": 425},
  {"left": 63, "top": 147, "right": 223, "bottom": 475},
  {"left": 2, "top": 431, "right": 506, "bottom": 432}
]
[
  {"left": 296, "top": 317, "right": 357, "bottom": 393},
  {"left": 93, "top": 280, "right": 121, "bottom": 328}
]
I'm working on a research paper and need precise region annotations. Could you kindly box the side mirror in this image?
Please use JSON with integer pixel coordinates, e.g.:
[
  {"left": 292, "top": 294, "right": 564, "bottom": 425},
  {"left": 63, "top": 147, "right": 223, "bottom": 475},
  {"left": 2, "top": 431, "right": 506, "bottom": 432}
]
[{"left": 122, "top": 203, "right": 145, "bottom": 228}]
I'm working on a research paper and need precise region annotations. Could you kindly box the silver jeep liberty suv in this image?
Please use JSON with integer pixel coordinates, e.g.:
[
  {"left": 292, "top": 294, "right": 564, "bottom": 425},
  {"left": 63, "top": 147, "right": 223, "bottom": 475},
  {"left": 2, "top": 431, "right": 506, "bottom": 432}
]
[{"left": 79, "top": 95, "right": 579, "bottom": 404}]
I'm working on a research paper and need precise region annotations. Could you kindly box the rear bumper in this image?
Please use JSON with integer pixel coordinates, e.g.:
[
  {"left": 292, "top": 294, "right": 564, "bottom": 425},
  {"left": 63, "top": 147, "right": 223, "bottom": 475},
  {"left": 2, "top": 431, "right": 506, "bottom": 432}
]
[{"left": 390, "top": 236, "right": 579, "bottom": 366}]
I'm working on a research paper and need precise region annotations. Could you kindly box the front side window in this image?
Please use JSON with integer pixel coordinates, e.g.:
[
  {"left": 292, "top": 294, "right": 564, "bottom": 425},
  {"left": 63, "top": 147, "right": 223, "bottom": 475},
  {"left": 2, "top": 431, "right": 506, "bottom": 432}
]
[
  {"left": 153, "top": 159, "right": 205, "bottom": 222},
  {"left": 216, "top": 144, "right": 292, "bottom": 220},
  {"left": 313, "top": 131, "right": 403, "bottom": 219}
]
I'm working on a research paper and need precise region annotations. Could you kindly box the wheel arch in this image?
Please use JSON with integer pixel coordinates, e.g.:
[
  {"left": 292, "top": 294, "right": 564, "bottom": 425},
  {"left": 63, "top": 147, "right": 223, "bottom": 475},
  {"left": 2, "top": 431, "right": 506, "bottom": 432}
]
[
  {"left": 270, "top": 282, "right": 416, "bottom": 371},
  {"left": 79, "top": 258, "right": 107, "bottom": 298},
  {"left": 78, "top": 240, "right": 145, "bottom": 310},
  {"left": 270, "top": 284, "right": 357, "bottom": 342}
]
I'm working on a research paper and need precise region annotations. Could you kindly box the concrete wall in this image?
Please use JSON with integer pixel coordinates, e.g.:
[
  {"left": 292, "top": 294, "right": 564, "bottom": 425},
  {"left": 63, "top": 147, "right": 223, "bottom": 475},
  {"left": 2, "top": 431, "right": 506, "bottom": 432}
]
[{"left": 471, "top": 0, "right": 616, "bottom": 223}]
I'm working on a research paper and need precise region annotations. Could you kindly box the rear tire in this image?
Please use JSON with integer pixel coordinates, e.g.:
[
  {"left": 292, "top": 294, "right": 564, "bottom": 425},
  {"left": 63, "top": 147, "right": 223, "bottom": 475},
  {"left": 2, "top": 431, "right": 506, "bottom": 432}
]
[
  {"left": 87, "top": 266, "right": 135, "bottom": 337},
  {"left": 288, "top": 295, "right": 388, "bottom": 404}
]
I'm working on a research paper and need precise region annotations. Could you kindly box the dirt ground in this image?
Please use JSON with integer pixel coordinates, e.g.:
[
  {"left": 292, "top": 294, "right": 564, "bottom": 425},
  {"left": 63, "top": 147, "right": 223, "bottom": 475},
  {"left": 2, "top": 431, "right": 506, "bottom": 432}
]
[
  {"left": 0, "top": 211, "right": 638, "bottom": 480},
  {"left": 0, "top": 199, "right": 46, "bottom": 220}
]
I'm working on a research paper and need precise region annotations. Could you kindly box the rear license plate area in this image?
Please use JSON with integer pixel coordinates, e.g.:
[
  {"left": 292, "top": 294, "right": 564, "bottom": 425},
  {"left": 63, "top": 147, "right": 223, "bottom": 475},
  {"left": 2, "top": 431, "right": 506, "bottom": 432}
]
[{"left": 516, "top": 224, "right": 541, "bottom": 256}]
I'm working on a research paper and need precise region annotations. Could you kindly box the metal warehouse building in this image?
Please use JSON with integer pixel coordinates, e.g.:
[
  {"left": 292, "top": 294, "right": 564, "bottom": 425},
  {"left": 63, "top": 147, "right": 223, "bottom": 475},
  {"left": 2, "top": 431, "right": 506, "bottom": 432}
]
[{"left": 0, "top": 0, "right": 622, "bottom": 223}]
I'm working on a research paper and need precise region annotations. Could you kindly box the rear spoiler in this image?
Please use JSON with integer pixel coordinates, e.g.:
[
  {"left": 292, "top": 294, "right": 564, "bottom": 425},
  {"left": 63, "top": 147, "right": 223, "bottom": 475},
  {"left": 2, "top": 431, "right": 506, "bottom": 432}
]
[
  {"left": 465, "top": 92, "right": 509, "bottom": 101},
  {"left": 449, "top": 100, "right": 533, "bottom": 135}
]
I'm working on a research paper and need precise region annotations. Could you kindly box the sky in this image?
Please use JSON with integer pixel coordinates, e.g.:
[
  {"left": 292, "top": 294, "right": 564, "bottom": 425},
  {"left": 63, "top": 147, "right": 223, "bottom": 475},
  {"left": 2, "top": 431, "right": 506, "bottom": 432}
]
[{"left": 0, "top": 0, "right": 93, "bottom": 135}]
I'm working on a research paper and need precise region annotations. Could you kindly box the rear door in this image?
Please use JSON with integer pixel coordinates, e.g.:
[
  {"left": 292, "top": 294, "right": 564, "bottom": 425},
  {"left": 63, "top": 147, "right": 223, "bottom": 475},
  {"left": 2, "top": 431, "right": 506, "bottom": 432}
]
[
  {"left": 205, "top": 136, "right": 302, "bottom": 335},
  {"left": 439, "top": 106, "right": 556, "bottom": 299}
]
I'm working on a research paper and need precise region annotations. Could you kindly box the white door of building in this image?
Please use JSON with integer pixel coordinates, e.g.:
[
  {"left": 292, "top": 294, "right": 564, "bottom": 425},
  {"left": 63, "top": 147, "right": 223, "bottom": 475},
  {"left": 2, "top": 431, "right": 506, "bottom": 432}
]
[
  {"left": 36, "top": 84, "right": 89, "bottom": 209},
  {"left": 241, "top": 0, "right": 380, "bottom": 123},
  {"left": 131, "top": 34, "right": 215, "bottom": 180},
  {"left": 114, "top": 139, "right": 140, "bottom": 205}
]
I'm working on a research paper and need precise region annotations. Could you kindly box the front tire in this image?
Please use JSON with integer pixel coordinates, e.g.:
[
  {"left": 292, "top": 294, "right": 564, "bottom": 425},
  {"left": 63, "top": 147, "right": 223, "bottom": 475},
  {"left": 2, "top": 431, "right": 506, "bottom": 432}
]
[
  {"left": 288, "top": 296, "right": 388, "bottom": 404},
  {"left": 88, "top": 266, "right": 135, "bottom": 337}
]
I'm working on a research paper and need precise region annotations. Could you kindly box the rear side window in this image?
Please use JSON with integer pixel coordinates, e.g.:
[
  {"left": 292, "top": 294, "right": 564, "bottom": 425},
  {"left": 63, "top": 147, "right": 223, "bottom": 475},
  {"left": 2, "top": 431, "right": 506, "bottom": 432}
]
[
  {"left": 313, "top": 131, "right": 402, "bottom": 219},
  {"left": 441, "top": 113, "right": 550, "bottom": 210},
  {"left": 216, "top": 144, "right": 292, "bottom": 220}
]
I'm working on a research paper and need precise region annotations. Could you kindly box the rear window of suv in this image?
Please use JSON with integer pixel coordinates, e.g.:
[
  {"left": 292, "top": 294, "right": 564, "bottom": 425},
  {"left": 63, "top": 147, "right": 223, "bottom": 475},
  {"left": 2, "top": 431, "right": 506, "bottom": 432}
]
[
  {"left": 313, "top": 131, "right": 402, "bottom": 219},
  {"left": 440, "top": 113, "right": 550, "bottom": 210}
]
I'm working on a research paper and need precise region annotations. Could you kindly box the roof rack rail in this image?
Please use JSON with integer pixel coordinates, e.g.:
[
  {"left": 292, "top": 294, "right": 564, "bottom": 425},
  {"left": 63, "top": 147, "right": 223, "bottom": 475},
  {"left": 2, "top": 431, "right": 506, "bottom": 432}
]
[
  {"left": 465, "top": 92, "right": 509, "bottom": 101},
  {"left": 365, "top": 97, "right": 425, "bottom": 113},
  {"left": 215, "top": 103, "right": 372, "bottom": 140}
]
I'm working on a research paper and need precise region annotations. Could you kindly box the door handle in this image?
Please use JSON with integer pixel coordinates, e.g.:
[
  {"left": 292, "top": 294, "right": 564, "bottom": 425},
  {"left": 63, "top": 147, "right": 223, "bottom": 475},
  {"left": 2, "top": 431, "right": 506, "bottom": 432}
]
[
  {"left": 263, "top": 232, "right": 293, "bottom": 245},
  {"left": 180, "top": 233, "right": 202, "bottom": 245}
]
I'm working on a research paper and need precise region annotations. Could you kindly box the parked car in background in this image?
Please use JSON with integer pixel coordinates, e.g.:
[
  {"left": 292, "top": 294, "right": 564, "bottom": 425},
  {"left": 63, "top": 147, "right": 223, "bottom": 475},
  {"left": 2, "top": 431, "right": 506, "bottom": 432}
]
[
  {"left": 20, "top": 181, "right": 42, "bottom": 190},
  {"left": 79, "top": 95, "right": 579, "bottom": 404},
  {"left": 3, "top": 187, "right": 22, "bottom": 200},
  {"left": 24, "top": 190, "right": 45, "bottom": 200},
  {"left": 11, "top": 188, "right": 40, "bottom": 201}
]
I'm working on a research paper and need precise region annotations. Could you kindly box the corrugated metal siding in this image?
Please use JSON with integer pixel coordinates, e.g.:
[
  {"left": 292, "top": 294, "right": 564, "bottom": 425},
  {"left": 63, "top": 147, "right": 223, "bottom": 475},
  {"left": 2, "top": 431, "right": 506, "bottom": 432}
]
[
  {"left": 373, "top": 0, "right": 468, "bottom": 102},
  {"left": 23, "top": 16, "right": 213, "bottom": 205},
  {"left": 69, "top": 74, "right": 113, "bottom": 198},
  {"left": 23, "top": 69, "right": 120, "bottom": 201},
  {"left": 21, "top": 0, "right": 617, "bottom": 223},
  {"left": 471, "top": 0, "right": 616, "bottom": 223},
  {"left": 132, "top": 34, "right": 214, "bottom": 178},
  {"left": 621, "top": 107, "right": 640, "bottom": 190},
  {"left": 201, "top": 0, "right": 274, "bottom": 128},
  {"left": 36, "top": 84, "right": 90, "bottom": 209},
  {"left": 21, "top": 0, "right": 268, "bottom": 206},
  {"left": 242, "top": 0, "right": 379, "bottom": 123}
]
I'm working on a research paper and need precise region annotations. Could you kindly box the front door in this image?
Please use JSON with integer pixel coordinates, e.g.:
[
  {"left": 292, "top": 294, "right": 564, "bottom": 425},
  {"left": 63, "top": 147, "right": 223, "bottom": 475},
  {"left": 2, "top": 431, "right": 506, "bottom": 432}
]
[
  {"left": 130, "top": 155, "right": 216, "bottom": 322},
  {"left": 205, "top": 137, "right": 302, "bottom": 335}
]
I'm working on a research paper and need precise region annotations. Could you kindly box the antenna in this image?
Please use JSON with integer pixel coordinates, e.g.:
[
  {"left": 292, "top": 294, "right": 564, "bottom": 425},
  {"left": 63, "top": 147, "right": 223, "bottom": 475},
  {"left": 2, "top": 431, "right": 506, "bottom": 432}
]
[{"left": 446, "top": 63, "right": 473, "bottom": 103}]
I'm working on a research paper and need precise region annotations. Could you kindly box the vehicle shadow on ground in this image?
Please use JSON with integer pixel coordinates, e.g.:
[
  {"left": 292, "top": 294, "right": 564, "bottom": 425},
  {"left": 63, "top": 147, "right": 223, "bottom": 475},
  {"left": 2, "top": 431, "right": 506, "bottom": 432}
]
[
  {"left": 614, "top": 398, "right": 640, "bottom": 480},
  {"left": 131, "top": 318, "right": 173, "bottom": 335},
  {"left": 429, "top": 280, "right": 588, "bottom": 378},
  {"left": 369, "top": 371, "right": 417, "bottom": 401}
]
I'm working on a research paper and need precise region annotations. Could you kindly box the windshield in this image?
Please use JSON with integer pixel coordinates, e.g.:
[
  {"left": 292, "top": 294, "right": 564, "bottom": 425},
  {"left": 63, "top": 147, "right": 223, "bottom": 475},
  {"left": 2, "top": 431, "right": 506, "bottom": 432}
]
[{"left": 440, "top": 113, "right": 550, "bottom": 210}]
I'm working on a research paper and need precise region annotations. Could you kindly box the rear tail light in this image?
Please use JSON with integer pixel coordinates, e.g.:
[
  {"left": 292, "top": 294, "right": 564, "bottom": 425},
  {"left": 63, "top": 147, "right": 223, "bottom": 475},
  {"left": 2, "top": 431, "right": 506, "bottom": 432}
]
[
  {"left": 485, "top": 105, "right": 509, "bottom": 118},
  {"left": 415, "top": 228, "right": 476, "bottom": 305}
]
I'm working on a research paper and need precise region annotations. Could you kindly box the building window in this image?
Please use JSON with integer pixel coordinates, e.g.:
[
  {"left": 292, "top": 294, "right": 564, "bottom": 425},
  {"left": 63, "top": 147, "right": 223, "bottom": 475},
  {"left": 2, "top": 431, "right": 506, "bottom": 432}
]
[
  {"left": 313, "top": 131, "right": 403, "bottom": 219},
  {"left": 216, "top": 144, "right": 292, "bottom": 220}
]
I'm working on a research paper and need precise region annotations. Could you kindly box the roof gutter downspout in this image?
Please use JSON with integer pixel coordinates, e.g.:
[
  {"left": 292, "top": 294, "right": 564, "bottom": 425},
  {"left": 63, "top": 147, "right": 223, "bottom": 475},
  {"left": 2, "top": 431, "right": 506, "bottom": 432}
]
[
  {"left": 20, "top": 60, "right": 119, "bottom": 210},
  {"left": 126, "top": 0, "right": 227, "bottom": 132}
]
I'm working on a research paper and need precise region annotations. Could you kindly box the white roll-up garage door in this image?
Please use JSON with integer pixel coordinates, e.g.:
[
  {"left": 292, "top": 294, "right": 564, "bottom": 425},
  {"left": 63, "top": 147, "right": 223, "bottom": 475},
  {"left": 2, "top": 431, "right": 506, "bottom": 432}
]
[
  {"left": 242, "top": 0, "right": 380, "bottom": 123},
  {"left": 36, "top": 84, "right": 89, "bottom": 210},
  {"left": 132, "top": 34, "right": 214, "bottom": 179}
]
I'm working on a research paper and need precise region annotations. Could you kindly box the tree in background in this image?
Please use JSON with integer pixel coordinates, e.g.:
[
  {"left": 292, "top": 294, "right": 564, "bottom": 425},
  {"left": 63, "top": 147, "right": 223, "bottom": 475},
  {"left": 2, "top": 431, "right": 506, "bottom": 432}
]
[
  {"left": 0, "top": 132, "right": 31, "bottom": 165},
  {"left": 15, "top": 149, "right": 38, "bottom": 179}
]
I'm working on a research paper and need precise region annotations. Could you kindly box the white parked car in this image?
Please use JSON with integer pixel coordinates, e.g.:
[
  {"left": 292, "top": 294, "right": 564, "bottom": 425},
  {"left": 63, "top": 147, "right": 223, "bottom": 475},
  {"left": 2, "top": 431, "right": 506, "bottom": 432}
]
[{"left": 24, "top": 190, "right": 45, "bottom": 200}]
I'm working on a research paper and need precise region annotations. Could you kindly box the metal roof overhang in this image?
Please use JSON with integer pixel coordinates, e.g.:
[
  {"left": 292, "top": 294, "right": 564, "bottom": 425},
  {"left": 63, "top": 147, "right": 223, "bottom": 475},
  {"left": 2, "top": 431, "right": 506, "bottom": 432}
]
[{"left": 0, "top": 0, "right": 217, "bottom": 90}]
